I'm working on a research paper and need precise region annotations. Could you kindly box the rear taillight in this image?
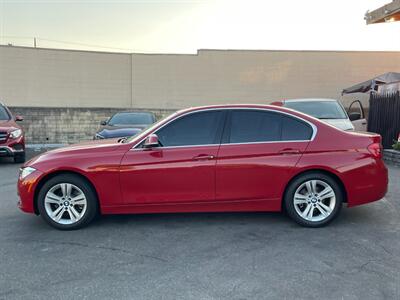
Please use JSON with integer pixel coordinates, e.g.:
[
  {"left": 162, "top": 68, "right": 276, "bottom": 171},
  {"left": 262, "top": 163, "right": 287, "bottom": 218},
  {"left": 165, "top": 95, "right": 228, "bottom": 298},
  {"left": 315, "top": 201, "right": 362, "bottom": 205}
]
[{"left": 367, "top": 143, "right": 383, "bottom": 159}]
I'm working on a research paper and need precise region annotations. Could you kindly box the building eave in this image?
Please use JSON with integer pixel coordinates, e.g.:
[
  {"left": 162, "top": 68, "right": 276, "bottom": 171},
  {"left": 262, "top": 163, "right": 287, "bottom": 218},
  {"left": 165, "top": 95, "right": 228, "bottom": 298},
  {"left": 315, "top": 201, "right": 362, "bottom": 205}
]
[{"left": 365, "top": 0, "right": 400, "bottom": 24}]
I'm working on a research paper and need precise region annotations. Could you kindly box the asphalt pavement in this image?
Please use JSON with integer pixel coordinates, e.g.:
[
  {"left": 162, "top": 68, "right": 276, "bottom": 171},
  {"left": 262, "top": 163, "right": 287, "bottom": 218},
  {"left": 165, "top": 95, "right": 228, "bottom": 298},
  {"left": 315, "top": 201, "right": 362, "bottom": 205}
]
[{"left": 0, "top": 151, "right": 399, "bottom": 299}]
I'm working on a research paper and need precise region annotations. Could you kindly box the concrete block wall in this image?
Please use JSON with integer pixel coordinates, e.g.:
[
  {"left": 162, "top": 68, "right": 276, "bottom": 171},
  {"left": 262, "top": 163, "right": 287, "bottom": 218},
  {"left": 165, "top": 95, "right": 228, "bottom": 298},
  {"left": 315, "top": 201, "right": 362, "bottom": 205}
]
[{"left": 10, "top": 107, "right": 176, "bottom": 144}]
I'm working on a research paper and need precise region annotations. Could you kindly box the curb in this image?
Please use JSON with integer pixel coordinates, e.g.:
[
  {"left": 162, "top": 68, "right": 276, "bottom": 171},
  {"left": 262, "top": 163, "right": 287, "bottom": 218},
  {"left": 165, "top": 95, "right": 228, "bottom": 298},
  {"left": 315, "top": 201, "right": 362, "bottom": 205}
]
[
  {"left": 26, "top": 144, "right": 66, "bottom": 149},
  {"left": 383, "top": 149, "right": 400, "bottom": 167}
]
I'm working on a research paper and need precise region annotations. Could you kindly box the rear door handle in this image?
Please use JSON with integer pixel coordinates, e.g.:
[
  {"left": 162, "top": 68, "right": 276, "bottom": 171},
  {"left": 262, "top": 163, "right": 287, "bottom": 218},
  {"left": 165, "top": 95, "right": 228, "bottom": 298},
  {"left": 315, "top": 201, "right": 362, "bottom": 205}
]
[
  {"left": 279, "top": 148, "right": 301, "bottom": 155},
  {"left": 192, "top": 154, "right": 215, "bottom": 161}
]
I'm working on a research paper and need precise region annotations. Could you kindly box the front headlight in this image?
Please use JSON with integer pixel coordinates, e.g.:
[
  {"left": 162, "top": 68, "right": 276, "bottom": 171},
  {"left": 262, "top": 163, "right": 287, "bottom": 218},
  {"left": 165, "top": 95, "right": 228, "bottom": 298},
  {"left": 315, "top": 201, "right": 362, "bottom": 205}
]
[
  {"left": 10, "top": 129, "right": 22, "bottom": 139},
  {"left": 95, "top": 133, "right": 105, "bottom": 139},
  {"left": 19, "top": 167, "right": 37, "bottom": 180}
]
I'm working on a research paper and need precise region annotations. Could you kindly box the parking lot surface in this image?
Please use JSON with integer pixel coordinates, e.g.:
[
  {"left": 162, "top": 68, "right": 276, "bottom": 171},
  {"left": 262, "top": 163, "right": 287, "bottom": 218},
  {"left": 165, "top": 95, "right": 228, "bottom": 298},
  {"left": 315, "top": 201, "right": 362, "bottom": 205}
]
[{"left": 0, "top": 152, "right": 399, "bottom": 300}]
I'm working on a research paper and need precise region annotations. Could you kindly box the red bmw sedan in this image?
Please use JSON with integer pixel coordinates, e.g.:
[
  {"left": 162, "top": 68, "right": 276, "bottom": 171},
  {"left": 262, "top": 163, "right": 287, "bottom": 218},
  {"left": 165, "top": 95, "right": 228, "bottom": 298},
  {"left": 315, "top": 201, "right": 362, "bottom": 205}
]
[{"left": 18, "top": 105, "right": 388, "bottom": 230}]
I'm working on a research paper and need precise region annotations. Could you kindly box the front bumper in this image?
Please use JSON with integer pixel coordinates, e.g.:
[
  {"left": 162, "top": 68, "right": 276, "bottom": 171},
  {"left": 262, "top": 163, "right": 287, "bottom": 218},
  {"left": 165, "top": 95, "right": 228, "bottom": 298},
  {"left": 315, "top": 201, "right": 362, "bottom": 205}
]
[
  {"left": 0, "top": 135, "right": 25, "bottom": 157},
  {"left": 17, "top": 169, "right": 44, "bottom": 214},
  {"left": 0, "top": 145, "right": 25, "bottom": 157}
]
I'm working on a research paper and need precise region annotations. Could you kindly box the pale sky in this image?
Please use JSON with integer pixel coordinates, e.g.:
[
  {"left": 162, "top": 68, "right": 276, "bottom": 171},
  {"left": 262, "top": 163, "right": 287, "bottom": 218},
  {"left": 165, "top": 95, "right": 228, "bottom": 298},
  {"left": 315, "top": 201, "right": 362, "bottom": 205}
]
[{"left": 0, "top": 0, "right": 400, "bottom": 53}]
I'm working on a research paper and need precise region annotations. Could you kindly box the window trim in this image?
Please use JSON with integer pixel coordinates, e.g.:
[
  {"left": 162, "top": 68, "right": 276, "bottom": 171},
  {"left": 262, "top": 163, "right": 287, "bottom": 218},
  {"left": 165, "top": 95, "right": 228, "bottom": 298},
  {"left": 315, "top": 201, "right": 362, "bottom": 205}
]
[{"left": 131, "top": 107, "right": 317, "bottom": 151}]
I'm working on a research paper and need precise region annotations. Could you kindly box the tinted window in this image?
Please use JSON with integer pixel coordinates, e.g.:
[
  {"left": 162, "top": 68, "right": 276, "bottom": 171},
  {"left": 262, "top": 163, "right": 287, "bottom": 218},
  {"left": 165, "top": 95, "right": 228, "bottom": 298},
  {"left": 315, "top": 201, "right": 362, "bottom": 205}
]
[
  {"left": 157, "top": 111, "right": 223, "bottom": 147},
  {"left": 228, "top": 110, "right": 312, "bottom": 143},
  {"left": 0, "top": 106, "right": 10, "bottom": 121},
  {"left": 229, "top": 111, "right": 281, "bottom": 143},
  {"left": 281, "top": 115, "right": 313, "bottom": 140},
  {"left": 109, "top": 112, "right": 155, "bottom": 125},
  {"left": 285, "top": 101, "right": 347, "bottom": 119}
]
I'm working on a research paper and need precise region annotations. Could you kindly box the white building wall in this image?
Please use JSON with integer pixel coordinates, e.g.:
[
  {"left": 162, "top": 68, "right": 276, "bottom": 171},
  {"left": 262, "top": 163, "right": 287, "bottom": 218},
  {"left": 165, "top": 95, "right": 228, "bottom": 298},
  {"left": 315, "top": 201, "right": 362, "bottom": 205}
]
[
  {"left": 1, "top": 46, "right": 400, "bottom": 110},
  {"left": 0, "top": 46, "right": 132, "bottom": 108}
]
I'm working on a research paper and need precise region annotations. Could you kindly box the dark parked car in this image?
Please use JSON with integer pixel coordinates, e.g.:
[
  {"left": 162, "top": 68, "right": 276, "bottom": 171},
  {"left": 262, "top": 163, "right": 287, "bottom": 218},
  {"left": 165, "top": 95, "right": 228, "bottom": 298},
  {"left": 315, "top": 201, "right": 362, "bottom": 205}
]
[
  {"left": 0, "top": 102, "right": 25, "bottom": 163},
  {"left": 94, "top": 111, "right": 156, "bottom": 140}
]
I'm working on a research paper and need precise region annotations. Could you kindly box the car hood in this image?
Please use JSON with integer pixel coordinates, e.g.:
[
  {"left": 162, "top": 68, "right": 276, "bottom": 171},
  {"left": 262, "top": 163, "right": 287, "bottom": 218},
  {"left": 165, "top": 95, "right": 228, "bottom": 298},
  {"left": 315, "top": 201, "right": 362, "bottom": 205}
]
[
  {"left": 0, "top": 119, "right": 19, "bottom": 132},
  {"left": 97, "top": 125, "right": 143, "bottom": 138},
  {"left": 320, "top": 119, "right": 354, "bottom": 131},
  {"left": 26, "top": 138, "right": 122, "bottom": 167}
]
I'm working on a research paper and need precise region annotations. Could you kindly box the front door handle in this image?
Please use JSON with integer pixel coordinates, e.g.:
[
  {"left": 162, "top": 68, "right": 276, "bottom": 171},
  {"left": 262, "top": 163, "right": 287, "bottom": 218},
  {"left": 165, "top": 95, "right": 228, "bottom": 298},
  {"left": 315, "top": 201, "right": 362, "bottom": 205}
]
[
  {"left": 192, "top": 154, "right": 215, "bottom": 161},
  {"left": 279, "top": 148, "right": 301, "bottom": 155}
]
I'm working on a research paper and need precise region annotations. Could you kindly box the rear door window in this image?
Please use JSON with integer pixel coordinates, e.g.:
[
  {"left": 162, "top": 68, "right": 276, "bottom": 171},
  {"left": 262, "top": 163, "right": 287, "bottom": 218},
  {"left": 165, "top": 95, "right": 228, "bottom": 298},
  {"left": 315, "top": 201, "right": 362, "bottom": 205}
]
[
  {"left": 227, "top": 110, "right": 313, "bottom": 143},
  {"left": 229, "top": 111, "right": 281, "bottom": 143}
]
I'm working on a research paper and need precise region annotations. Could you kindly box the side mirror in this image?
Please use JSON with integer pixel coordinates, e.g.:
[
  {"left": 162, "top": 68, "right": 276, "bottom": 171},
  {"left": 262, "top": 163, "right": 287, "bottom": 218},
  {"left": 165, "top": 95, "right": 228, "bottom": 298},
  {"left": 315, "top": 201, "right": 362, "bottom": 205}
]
[
  {"left": 15, "top": 115, "right": 24, "bottom": 122},
  {"left": 349, "top": 112, "right": 361, "bottom": 121},
  {"left": 143, "top": 134, "right": 159, "bottom": 148},
  {"left": 100, "top": 120, "right": 107, "bottom": 126}
]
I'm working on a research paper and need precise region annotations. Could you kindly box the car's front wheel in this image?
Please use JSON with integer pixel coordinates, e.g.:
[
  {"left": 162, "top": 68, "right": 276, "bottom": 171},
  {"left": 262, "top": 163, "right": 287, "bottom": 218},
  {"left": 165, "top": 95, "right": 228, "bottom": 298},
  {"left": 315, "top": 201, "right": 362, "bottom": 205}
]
[
  {"left": 284, "top": 172, "right": 343, "bottom": 227},
  {"left": 37, "top": 174, "right": 98, "bottom": 230}
]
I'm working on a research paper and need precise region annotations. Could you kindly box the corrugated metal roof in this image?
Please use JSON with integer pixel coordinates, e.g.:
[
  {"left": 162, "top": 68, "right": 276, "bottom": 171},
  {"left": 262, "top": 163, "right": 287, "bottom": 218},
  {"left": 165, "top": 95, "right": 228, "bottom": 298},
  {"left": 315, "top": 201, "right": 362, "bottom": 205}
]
[{"left": 365, "top": 0, "right": 400, "bottom": 24}]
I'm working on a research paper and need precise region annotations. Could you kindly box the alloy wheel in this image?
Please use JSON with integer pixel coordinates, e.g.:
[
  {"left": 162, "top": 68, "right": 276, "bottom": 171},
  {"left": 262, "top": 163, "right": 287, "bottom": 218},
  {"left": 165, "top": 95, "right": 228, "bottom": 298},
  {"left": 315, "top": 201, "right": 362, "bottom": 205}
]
[
  {"left": 293, "top": 179, "right": 336, "bottom": 222},
  {"left": 44, "top": 183, "right": 88, "bottom": 225}
]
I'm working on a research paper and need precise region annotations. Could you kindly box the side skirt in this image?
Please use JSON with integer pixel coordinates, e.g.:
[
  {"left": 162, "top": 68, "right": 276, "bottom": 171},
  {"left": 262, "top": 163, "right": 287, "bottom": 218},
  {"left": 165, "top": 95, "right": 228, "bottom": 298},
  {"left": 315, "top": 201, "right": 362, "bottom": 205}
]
[{"left": 101, "top": 198, "right": 281, "bottom": 215}]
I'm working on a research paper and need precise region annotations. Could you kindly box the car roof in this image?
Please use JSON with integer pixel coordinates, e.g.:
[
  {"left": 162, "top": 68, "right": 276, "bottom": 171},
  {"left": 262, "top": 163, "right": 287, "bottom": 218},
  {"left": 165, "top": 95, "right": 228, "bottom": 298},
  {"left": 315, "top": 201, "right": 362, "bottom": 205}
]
[
  {"left": 114, "top": 111, "right": 155, "bottom": 115},
  {"left": 176, "top": 104, "right": 314, "bottom": 117}
]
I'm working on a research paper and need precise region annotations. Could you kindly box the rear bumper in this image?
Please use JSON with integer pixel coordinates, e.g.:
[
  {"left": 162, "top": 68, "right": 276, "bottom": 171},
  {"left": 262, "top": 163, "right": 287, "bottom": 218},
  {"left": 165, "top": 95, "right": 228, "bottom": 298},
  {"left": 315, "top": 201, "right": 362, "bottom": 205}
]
[{"left": 344, "top": 159, "right": 388, "bottom": 207}]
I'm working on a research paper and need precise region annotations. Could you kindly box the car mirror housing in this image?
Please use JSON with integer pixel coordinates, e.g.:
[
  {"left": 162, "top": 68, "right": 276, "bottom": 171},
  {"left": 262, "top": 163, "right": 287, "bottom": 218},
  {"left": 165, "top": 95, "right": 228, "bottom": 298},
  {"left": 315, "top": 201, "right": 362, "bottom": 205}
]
[
  {"left": 143, "top": 134, "right": 159, "bottom": 148},
  {"left": 349, "top": 112, "right": 361, "bottom": 121},
  {"left": 100, "top": 120, "right": 107, "bottom": 126},
  {"left": 15, "top": 115, "right": 24, "bottom": 122}
]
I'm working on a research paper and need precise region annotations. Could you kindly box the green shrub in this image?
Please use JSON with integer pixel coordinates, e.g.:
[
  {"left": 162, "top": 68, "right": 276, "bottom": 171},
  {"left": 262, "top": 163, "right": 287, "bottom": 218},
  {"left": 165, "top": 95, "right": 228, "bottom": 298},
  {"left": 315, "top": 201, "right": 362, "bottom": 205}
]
[{"left": 393, "top": 141, "right": 400, "bottom": 151}]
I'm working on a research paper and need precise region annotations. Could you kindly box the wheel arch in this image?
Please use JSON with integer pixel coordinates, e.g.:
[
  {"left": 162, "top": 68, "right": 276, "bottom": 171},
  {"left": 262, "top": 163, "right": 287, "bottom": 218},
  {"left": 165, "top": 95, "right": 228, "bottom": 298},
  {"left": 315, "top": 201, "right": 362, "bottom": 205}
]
[
  {"left": 33, "top": 170, "right": 100, "bottom": 215},
  {"left": 282, "top": 168, "right": 348, "bottom": 210}
]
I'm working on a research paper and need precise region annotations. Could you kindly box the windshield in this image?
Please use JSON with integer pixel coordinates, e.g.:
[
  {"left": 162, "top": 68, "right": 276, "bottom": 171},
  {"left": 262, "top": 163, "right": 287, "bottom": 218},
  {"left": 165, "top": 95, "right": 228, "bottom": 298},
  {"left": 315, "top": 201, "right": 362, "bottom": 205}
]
[
  {"left": 108, "top": 112, "right": 155, "bottom": 125},
  {"left": 0, "top": 106, "right": 10, "bottom": 121},
  {"left": 284, "top": 101, "right": 347, "bottom": 119}
]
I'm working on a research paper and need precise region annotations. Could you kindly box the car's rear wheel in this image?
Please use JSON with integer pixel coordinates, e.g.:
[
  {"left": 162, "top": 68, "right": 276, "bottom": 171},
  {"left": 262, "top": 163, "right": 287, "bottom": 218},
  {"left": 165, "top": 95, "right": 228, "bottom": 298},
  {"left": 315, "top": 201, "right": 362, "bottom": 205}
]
[
  {"left": 37, "top": 174, "right": 98, "bottom": 230},
  {"left": 284, "top": 172, "right": 343, "bottom": 227}
]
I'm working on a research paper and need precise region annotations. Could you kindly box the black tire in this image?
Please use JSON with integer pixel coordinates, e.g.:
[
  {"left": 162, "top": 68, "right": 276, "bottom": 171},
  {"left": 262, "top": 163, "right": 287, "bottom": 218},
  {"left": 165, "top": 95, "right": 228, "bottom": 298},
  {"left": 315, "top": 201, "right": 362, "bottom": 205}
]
[
  {"left": 284, "top": 172, "right": 343, "bottom": 227},
  {"left": 37, "top": 174, "right": 98, "bottom": 230},
  {"left": 14, "top": 153, "right": 25, "bottom": 163}
]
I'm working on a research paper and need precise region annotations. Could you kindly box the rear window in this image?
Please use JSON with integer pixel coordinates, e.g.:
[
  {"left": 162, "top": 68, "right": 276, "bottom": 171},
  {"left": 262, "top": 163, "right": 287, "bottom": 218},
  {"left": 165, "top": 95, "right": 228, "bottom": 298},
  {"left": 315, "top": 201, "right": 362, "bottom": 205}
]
[
  {"left": 109, "top": 112, "right": 155, "bottom": 125},
  {"left": 284, "top": 101, "right": 347, "bottom": 119},
  {"left": 0, "top": 106, "right": 10, "bottom": 121}
]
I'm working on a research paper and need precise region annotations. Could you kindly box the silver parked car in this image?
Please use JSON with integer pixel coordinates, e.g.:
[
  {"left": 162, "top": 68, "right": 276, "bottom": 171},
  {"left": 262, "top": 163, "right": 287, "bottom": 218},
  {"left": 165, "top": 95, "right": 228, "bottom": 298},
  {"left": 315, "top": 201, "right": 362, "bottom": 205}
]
[{"left": 272, "top": 98, "right": 367, "bottom": 131}]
